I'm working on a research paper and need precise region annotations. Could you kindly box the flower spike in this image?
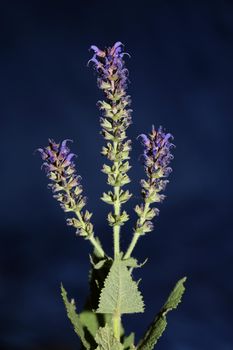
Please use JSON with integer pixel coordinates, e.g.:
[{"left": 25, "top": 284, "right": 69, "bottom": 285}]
[
  {"left": 37, "top": 139, "right": 105, "bottom": 257},
  {"left": 89, "top": 42, "right": 133, "bottom": 258},
  {"left": 139, "top": 125, "right": 174, "bottom": 204},
  {"left": 124, "top": 125, "right": 174, "bottom": 259}
]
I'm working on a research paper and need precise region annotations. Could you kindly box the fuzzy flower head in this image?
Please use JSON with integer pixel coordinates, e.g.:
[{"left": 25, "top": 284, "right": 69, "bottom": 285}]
[
  {"left": 38, "top": 139, "right": 80, "bottom": 200},
  {"left": 37, "top": 139, "right": 93, "bottom": 237},
  {"left": 89, "top": 42, "right": 132, "bottom": 141},
  {"left": 88, "top": 41, "right": 128, "bottom": 93},
  {"left": 139, "top": 126, "right": 174, "bottom": 203}
]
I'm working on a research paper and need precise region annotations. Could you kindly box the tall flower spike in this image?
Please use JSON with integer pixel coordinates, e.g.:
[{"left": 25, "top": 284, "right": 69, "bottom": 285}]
[
  {"left": 124, "top": 126, "right": 174, "bottom": 259},
  {"left": 89, "top": 42, "right": 132, "bottom": 257},
  {"left": 37, "top": 139, "right": 105, "bottom": 257}
]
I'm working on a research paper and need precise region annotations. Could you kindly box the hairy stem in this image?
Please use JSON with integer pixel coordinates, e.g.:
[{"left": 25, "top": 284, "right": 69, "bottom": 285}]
[
  {"left": 124, "top": 232, "right": 140, "bottom": 260},
  {"left": 113, "top": 186, "right": 121, "bottom": 257},
  {"left": 75, "top": 209, "right": 105, "bottom": 258},
  {"left": 124, "top": 202, "right": 150, "bottom": 259},
  {"left": 113, "top": 311, "right": 121, "bottom": 342},
  {"left": 64, "top": 188, "right": 105, "bottom": 258},
  {"left": 113, "top": 142, "right": 121, "bottom": 258},
  {"left": 88, "top": 235, "right": 105, "bottom": 258}
]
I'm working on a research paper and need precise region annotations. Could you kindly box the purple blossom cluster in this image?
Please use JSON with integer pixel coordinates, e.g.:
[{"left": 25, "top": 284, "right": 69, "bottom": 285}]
[
  {"left": 139, "top": 125, "right": 174, "bottom": 203},
  {"left": 89, "top": 42, "right": 132, "bottom": 152},
  {"left": 89, "top": 41, "right": 128, "bottom": 94},
  {"left": 37, "top": 139, "right": 93, "bottom": 237}
]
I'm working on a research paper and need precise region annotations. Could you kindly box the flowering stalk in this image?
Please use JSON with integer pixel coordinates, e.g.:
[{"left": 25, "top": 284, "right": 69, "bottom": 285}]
[
  {"left": 89, "top": 42, "right": 132, "bottom": 259},
  {"left": 37, "top": 139, "right": 105, "bottom": 258},
  {"left": 37, "top": 42, "right": 186, "bottom": 350},
  {"left": 124, "top": 126, "right": 174, "bottom": 259}
]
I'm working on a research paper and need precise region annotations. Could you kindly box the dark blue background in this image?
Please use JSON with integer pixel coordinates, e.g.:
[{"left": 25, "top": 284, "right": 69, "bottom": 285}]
[{"left": 1, "top": 0, "right": 233, "bottom": 349}]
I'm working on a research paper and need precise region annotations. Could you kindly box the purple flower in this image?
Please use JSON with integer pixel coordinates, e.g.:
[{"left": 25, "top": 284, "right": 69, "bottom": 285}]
[
  {"left": 37, "top": 139, "right": 93, "bottom": 237},
  {"left": 37, "top": 139, "right": 79, "bottom": 196},
  {"left": 138, "top": 125, "right": 174, "bottom": 203},
  {"left": 89, "top": 42, "right": 131, "bottom": 128},
  {"left": 89, "top": 42, "right": 132, "bottom": 186}
]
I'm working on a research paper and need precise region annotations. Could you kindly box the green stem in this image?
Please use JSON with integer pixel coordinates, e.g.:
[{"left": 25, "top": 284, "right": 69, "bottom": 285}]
[
  {"left": 124, "top": 202, "right": 150, "bottom": 259},
  {"left": 113, "top": 186, "right": 120, "bottom": 258},
  {"left": 113, "top": 140, "right": 121, "bottom": 258},
  {"left": 75, "top": 209, "right": 105, "bottom": 258},
  {"left": 88, "top": 235, "right": 105, "bottom": 258},
  {"left": 124, "top": 232, "right": 140, "bottom": 260},
  {"left": 113, "top": 311, "right": 121, "bottom": 341},
  {"left": 64, "top": 188, "right": 105, "bottom": 258}
]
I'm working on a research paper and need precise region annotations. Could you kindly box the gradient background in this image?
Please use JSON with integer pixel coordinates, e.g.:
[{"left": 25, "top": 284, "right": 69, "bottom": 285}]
[{"left": 1, "top": 1, "right": 233, "bottom": 349}]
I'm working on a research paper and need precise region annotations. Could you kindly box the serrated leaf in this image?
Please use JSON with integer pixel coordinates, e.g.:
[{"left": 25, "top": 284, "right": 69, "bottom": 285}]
[
  {"left": 61, "top": 284, "right": 90, "bottom": 350},
  {"left": 123, "top": 332, "right": 135, "bottom": 350},
  {"left": 137, "top": 277, "right": 186, "bottom": 350},
  {"left": 97, "top": 259, "right": 144, "bottom": 314},
  {"left": 95, "top": 324, "right": 123, "bottom": 350}
]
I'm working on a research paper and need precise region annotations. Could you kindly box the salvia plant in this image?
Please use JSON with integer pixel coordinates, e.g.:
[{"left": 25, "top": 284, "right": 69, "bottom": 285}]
[{"left": 37, "top": 42, "right": 186, "bottom": 350}]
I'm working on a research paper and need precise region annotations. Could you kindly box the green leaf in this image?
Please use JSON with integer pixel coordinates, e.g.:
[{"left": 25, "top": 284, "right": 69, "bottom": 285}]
[
  {"left": 90, "top": 258, "right": 108, "bottom": 270},
  {"left": 163, "top": 277, "right": 187, "bottom": 311},
  {"left": 137, "top": 277, "right": 187, "bottom": 350},
  {"left": 95, "top": 324, "right": 123, "bottom": 350},
  {"left": 122, "top": 257, "right": 148, "bottom": 269},
  {"left": 123, "top": 332, "right": 135, "bottom": 350},
  {"left": 96, "top": 259, "right": 145, "bottom": 314},
  {"left": 79, "top": 310, "right": 99, "bottom": 341},
  {"left": 61, "top": 284, "right": 90, "bottom": 350}
]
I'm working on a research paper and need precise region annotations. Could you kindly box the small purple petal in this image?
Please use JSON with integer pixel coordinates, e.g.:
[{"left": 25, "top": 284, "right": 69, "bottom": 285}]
[
  {"left": 37, "top": 148, "right": 48, "bottom": 160},
  {"left": 62, "top": 153, "right": 76, "bottom": 167},
  {"left": 138, "top": 134, "right": 150, "bottom": 147},
  {"left": 90, "top": 45, "right": 101, "bottom": 53}
]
